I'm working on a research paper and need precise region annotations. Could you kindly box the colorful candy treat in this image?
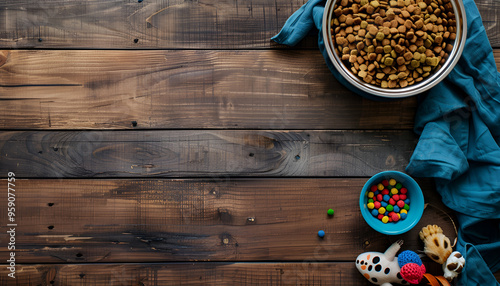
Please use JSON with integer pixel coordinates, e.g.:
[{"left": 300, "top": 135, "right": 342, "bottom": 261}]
[
  {"left": 318, "top": 230, "right": 325, "bottom": 238},
  {"left": 366, "top": 177, "right": 411, "bottom": 223}
]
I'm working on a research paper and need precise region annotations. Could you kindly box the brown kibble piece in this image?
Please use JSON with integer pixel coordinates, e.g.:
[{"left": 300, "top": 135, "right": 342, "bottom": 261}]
[
  {"left": 403, "top": 51, "right": 413, "bottom": 61},
  {"left": 368, "top": 25, "right": 379, "bottom": 35}
]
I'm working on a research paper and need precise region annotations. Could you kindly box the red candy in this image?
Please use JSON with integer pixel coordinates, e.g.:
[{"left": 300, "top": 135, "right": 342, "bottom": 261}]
[
  {"left": 393, "top": 194, "right": 400, "bottom": 201},
  {"left": 382, "top": 179, "right": 389, "bottom": 186},
  {"left": 377, "top": 214, "right": 384, "bottom": 220},
  {"left": 389, "top": 198, "right": 396, "bottom": 205},
  {"left": 400, "top": 194, "right": 407, "bottom": 201},
  {"left": 374, "top": 201, "right": 381, "bottom": 209},
  {"left": 400, "top": 187, "right": 408, "bottom": 194},
  {"left": 371, "top": 185, "right": 378, "bottom": 192},
  {"left": 391, "top": 213, "right": 400, "bottom": 222},
  {"left": 397, "top": 200, "right": 405, "bottom": 208},
  {"left": 382, "top": 189, "right": 390, "bottom": 195},
  {"left": 377, "top": 194, "right": 383, "bottom": 202}
]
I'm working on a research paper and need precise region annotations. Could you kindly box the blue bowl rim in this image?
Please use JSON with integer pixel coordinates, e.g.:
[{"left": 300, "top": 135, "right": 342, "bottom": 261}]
[{"left": 359, "top": 171, "right": 425, "bottom": 235}]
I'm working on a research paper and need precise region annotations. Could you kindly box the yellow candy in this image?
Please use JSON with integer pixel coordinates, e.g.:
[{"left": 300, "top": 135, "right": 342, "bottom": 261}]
[
  {"left": 389, "top": 178, "right": 397, "bottom": 186},
  {"left": 397, "top": 213, "right": 401, "bottom": 219},
  {"left": 391, "top": 188, "right": 398, "bottom": 195},
  {"left": 400, "top": 209, "right": 408, "bottom": 214},
  {"left": 382, "top": 216, "right": 389, "bottom": 223},
  {"left": 368, "top": 192, "right": 374, "bottom": 198},
  {"left": 377, "top": 183, "right": 384, "bottom": 191},
  {"left": 378, "top": 207, "right": 386, "bottom": 214},
  {"left": 367, "top": 202, "right": 375, "bottom": 209}
]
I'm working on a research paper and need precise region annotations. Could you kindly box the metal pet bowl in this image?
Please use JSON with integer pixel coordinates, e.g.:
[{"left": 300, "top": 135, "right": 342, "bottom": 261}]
[{"left": 322, "top": 0, "right": 467, "bottom": 98}]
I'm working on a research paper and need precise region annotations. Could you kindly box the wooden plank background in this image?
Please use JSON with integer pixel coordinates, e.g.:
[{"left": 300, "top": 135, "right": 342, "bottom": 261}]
[
  {"left": 0, "top": 130, "right": 417, "bottom": 178},
  {"left": 1, "top": 0, "right": 499, "bottom": 285},
  {"left": 0, "top": 50, "right": 418, "bottom": 130},
  {"left": 0, "top": 263, "right": 363, "bottom": 286},
  {"left": 0, "top": 0, "right": 498, "bottom": 49}
]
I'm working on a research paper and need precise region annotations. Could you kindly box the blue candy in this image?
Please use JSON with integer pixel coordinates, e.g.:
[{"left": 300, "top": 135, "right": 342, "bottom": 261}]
[
  {"left": 400, "top": 213, "right": 407, "bottom": 220},
  {"left": 404, "top": 198, "right": 411, "bottom": 204},
  {"left": 318, "top": 230, "right": 325, "bottom": 238},
  {"left": 371, "top": 209, "right": 379, "bottom": 217},
  {"left": 381, "top": 201, "right": 388, "bottom": 207},
  {"left": 383, "top": 194, "right": 390, "bottom": 202},
  {"left": 393, "top": 205, "right": 400, "bottom": 213}
]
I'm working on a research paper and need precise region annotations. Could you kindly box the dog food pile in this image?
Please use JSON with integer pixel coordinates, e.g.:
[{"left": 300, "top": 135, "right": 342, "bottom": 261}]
[
  {"left": 330, "top": 0, "right": 457, "bottom": 88},
  {"left": 366, "top": 178, "right": 411, "bottom": 223}
]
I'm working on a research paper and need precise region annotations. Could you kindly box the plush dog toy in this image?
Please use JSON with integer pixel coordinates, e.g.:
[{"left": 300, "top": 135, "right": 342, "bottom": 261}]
[{"left": 419, "top": 225, "right": 466, "bottom": 281}]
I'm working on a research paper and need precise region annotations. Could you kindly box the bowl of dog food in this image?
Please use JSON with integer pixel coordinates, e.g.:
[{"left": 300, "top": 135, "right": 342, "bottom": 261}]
[
  {"left": 359, "top": 171, "right": 425, "bottom": 235},
  {"left": 322, "top": 0, "right": 467, "bottom": 98}
]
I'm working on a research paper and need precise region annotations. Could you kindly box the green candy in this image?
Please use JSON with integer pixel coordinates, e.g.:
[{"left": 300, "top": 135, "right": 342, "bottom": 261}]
[
  {"left": 386, "top": 205, "right": 394, "bottom": 212},
  {"left": 395, "top": 183, "right": 403, "bottom": 190},
  {"left": 328, "top": 209, "right": 335, "bottom": 216},
  {"left": 404, "top": 204, "right": 410, "bottom": 211}
]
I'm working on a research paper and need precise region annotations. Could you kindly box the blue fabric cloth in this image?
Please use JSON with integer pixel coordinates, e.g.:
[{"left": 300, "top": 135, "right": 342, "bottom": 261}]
[{"left": 272, "top": 1, "right": 500, "bottom": 285}]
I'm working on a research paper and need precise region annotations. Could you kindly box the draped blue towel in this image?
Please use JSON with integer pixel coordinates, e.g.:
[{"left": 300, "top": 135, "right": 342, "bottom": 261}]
[{"left": 272, "top": 0, "right": 500, "bottom": 285}]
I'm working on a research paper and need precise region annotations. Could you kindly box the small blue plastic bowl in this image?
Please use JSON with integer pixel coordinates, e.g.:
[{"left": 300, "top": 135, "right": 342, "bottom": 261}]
[{"left": 360, "top": 171, "right": 425, "bottom": 235}]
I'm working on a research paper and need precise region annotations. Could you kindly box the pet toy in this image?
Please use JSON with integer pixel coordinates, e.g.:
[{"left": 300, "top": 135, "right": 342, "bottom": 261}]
[
  {"left": 419, "top": 225, "right": 465, "bottom": 282},
  {"left": 355, "top": 240, "right": 425, "bottom": 286}
]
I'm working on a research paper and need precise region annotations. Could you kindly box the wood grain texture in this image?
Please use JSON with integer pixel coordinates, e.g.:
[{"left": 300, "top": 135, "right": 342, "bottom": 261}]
[
  {"left": 0, "top": 178, "right": 455, "bottom": 265},
  {"left": 0, "top": 0, "right": 498, "bottom": 49},
  {"left": 0, "top": 0, "right": 311, "bottom": 49},
  {"left": 0, "top": 50, "right": 417, "bottom": 130},
  {"left": 0, "top": 130, "right": 417, "bottom": 178},
  {"left": 0, "top": 263, "right": 371, "bottom": 286}
]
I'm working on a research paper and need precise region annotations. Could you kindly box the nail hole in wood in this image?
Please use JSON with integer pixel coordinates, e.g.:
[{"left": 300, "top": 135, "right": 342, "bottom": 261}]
[
  {"left": 53, "top": 147, "right": 58, "bottom": 151},
  {"left": 48, "top": 203, "right": 54, "bottom": 207},
  {"left": 295, "top": 155, "right": 300, "bottom": 160},
  {"left": 131, "top": 121, "right": 138, "bottom": 127},
  {"left": 249, "top": 153, "right": 254, "bottom": 157},
  {"left": 79, "top": 274, "right": 85, "bottom": 279},
  {"left": 76, "top": 253, "right": 83, "bottom": 257},
  {"left": 47, "top": 225, "right": 54, "bottom": 230},
  {"left": 133, "top": 39, "right": 139, "bottom": 43}
]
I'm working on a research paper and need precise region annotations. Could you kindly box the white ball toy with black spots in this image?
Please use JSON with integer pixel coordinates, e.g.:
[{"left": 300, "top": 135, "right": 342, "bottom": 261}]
[{"left": 355, "top": 240, "right": 407, "bottom": 286}]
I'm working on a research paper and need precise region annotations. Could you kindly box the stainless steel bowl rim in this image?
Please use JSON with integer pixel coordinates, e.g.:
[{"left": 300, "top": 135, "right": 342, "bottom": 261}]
[{"left": 322, "top": 0, "right": 467, "bottom": 98}]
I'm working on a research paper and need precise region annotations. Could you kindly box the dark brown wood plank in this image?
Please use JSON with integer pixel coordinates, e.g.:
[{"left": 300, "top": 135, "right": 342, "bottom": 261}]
[
  {"left": 0, "top": 178, "right": 455, "bottom": 264},
  {"left": 0, "top": 0, "right": 311, "bottom": 49},
  {"left": 0, "top": 130, "right": 417, "bottom": 178},
  {"left": 0, "top": 263, "right": 370, "bottom": 286},
  {"left": 0, "top": 0, "right": 498, "bottom": 49},
  {"left": 476, "top": 0, "right": 500, "bottom": 48},
  {"left": 0, "top": 50, "right": 417, "bottom": 130}
]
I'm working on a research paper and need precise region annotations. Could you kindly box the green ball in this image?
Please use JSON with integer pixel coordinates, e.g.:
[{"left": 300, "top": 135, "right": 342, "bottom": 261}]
[
  {"left": 327, "top": 209, "right": 335, "bottom": 216},
  {"left": 395, "top": 183, "right": 403, "bottom": 190},
  {"left": 404, "top": 204, "right": 410, "bottom": 211},
  {"left": 386, "top": 205, "right": 394, "bottom": 212}
]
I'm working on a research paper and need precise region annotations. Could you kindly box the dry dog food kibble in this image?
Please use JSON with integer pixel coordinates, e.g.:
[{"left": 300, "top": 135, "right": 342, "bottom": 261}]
[
  {"left": 366, "top": 178, "right": 410, "bottom": 223},
  {"left": 330, "top": 0, "right": 457, "bottom": 88}
]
